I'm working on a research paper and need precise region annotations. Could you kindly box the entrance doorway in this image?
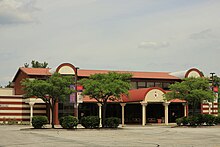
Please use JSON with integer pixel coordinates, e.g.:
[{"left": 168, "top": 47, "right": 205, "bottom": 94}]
[
  {"left": 169, "top": 103, "right": 184, "bottom": 123},
  {"left": 146, "top": 104, "right": 164, "bottom": 123}
]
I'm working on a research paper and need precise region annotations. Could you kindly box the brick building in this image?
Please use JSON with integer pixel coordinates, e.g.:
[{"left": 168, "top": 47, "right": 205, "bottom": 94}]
[{"left": 0, "top": 63, "right": 218, "bottom": 125}]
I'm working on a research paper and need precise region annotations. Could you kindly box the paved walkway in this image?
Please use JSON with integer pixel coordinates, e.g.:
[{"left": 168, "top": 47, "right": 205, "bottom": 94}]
[{"left": 0, "top": 125, "right": 220, "bottom": 147}]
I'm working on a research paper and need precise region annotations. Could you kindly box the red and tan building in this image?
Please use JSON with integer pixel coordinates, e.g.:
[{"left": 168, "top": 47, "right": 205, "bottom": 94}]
[{"left": 0, "top": 63, "right": 218, "bottom": 126}]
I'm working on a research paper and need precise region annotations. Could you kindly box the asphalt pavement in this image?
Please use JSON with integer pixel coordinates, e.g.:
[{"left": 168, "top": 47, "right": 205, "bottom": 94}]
[{"left": 0, "top": 125, "right": 220, "bottom": 147}]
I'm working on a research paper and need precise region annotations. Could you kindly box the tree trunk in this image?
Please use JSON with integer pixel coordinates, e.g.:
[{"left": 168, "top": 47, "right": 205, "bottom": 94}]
[
  {"left": 51, "top": 100, "right": 55, "bottom": 129},
  {"left": 102, "top": 102, "right": 107, "bottom": 128}
]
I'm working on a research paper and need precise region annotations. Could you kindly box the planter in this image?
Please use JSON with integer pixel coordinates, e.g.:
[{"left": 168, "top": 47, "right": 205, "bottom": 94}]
[{"left": 157, "top": 119, "right": 162, "bottom": 124}]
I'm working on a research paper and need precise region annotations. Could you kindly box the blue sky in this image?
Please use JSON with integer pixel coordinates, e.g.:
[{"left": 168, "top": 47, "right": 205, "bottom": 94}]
[{"left": 0, "top": 0, "right": 220, "bottom": 86}]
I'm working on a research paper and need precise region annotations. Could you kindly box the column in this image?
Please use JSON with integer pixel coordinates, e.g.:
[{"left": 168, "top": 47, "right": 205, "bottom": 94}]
[
  {"left": 120, "top": 103, "right": 126, "bottom": 127},
  {"left": 182, "top": 103, "right": 187, "bottom": 117},
  {"left": 54, "top": 101, "right": 59, "bottom": 125},
  {"left": 163, "top": 102, "right": 170, "bottom": 125},
  {"left": 97, "top": 103, "right": 102, "bottom": 127},
  {"left": 29, "top": 102, "right": 35, "bottom": 125},
  {"left": 208, "top": 102, "right": 212, "bottom": 114},
  {"left": 141, "top": 102, "right": 148, "bottom": 126}
]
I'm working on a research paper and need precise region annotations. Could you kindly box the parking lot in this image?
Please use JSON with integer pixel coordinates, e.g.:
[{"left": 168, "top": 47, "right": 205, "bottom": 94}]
[{"left": 0, "top": 125, "right": 220, "bottom": 147}]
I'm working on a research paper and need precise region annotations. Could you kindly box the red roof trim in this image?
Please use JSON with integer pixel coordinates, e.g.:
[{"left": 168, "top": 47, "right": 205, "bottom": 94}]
[{"left": 169, "top": 99, "right": 186, "bottom": 103}]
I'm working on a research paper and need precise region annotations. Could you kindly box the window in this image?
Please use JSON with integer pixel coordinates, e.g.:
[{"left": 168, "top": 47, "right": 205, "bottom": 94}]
[
  {"left": 147, "top": 82, "right": 154, "bottom": 87},
  {"left": 138, "top": 82, "right": 146, "bottom": 87},
  {"left": 163, "top": 82, "right": 170, "bottom": 90},
  {"left": 137, "top": 82, "right": 146, "bottom": 89},
  {"left": 155, "top": 82, "right": 162, "bottom": 88},
  {"left": 131, "top": 82, "right": 137, "bottom": 89}
]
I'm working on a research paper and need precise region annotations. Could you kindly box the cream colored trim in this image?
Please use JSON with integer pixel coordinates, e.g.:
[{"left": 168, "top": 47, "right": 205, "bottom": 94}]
[
  {"left": 144, "top": 89, "right": 165, "bottom": 102},
  {"left": 187, "top": 71, "right": 200, "bottom": 78},
  {"left": 0, "top": 116, "right": 31, "bottom": 119},
  {"left": 58, "top": 66, "right": 75, "bottom": 75},
  {"left": 0, "top": 110, "right": 46, "bottom": 113}
]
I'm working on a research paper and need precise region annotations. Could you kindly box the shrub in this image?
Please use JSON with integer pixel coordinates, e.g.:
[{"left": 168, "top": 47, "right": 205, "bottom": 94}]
[
  {"left": 214, "top": 116, "right": 220, "bottom": 125},
  {"left": 59, "top": 117, "right": 64, "bottom": 126},
  {"left": 81, "top": 116, "right": 100, "bottom": 129},
  {"left": 8, "top": 118, "right": 18, "bottom": 125},
  {"left": 188, "top": 116, "right": 199, "bottom": 126},
  {"left": 60, "top": 116, "right": 78, "bottom": 129},
  {"left": 176, "top": 118, "right": 182, "bottom": 126},
  {"left": 105, "top": 117, "right": 120, "bottom": 128},
  {"left": 32, "top": 116, "right": 48, "bottom": 129},
  {"left": 182, "top": 117, "right": 189, "bottom": 126},
  {"left": 196, "top": 114, "right": 205, "bottom": 126},
  {"left": 203, "top": 114, "right": 215, "bottom": 126}
]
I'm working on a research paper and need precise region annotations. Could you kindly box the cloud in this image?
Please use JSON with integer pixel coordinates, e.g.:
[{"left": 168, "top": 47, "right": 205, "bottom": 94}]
[
  {"left": 0, "top": 0, "right": 38, "bottom": 25},
  {"left": 138, "top": 41, "right": 170, "bottom": 50},
  {"left": 189, "top": 29, "right": 215, "bottom": 40}
]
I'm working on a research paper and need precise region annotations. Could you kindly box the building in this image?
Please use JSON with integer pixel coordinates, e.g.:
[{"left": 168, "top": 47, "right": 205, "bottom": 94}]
[{"left": 0, "top": 63, "right": 218, "bottom": 126}]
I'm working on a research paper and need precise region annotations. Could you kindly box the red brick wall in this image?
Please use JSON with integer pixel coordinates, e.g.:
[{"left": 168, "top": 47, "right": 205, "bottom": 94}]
[{"left": 14, "top": 71, "right": 29, "bottom": 95}]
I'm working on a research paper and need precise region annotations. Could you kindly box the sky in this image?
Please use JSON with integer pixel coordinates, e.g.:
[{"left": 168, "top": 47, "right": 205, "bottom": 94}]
[{"left": 0, "top": 0, "right": 220, "bottom": 86}]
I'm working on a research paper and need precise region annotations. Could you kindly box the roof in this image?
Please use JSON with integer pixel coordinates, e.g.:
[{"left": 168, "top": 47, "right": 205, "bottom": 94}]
[
  {"left": 20, "top": 68, "right": 52, "bottom": 76},
  {"left": 169, "top": 99, "right": 186, "bottom": 103},
  {"left": 121, "top": 88, "right": 152, "bottom": 102},
  {"left": 83, "top": 95, "right": 122, "bottom": 103},
  {"left": 83, "top": 88, "right": 186, "bottom": 103},
  {"left": 78, "top": 69, "right": 179, "bottom": 80},
  {"left": 12, "top": 67, "right": 52, "bottom": 82}
]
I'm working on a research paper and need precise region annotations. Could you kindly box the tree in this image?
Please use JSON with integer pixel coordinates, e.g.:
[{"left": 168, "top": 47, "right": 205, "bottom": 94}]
[
  {"left": 79, "top": 72, "right": 132, "bottom": 127},
  {"left": 24, "top": 60, "right": 48, "bottom": 68},
  {"left": 22, "top": 73, "right": 75, "bottom": 128},
  {"left": 165, "top": 77, "right": 214, "bottom": 116},
  {"left": 212, "top": 75, "right": 220, "bottom": 87},
  {"left": 5, "top": 81, "right": 12, "bottom": 88}
]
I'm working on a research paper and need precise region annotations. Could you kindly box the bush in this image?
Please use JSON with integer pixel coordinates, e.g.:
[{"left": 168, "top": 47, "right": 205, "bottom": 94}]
[
  {"left": 81, "top": 116, "right": 100, "bottom": 129},
  {"left": 214, "top": 116, "right": 220, "bottom": 125},
  {"left": 176, "top": 114, "right": 219, "bottom": 127},
  {"left": 176, "top": 118, "right": 182, "bottom": 126},
  {"left": 60, "top": 115, "right": 78, "bottom": 129},
  {"left": 196, "top": 114, "right": 205, "bottom": 126},
  {"left": 105, "top": 117, "right": 120, "bottom": 128},
  {"left": 32, "top": 116, "right": 48, "bottom": 129},
  {"left": 188, "top": 116, "right": 199, "bottom": 126},
  {"left": 182, "top": 117, "right": 189, "bottom": 126},
  {"left": 203, "top": 114, "right": 215, "bottom": 126}
]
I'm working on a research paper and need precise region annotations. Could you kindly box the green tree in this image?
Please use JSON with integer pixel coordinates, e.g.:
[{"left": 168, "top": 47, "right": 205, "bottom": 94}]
[
  {"left": 165, "top": 77, "right": 214, "bottom": 116},
  {"left": 211, "top": 75, "right": 220, "bottom": 115},
  {"left": 213, "top": 75, "right": 220, "bottom": 87},
  {"left": 24, "top": 60, "right": 48, "bottom": 68},
  {"left": 79, "top": 72, "right": 132, "bottom": 127},
  {"left": 22, "top": 73, "right": 75, "bottom": 128},
  {"left": 5, "top": 81, "right": 12, "bottom": 88}
]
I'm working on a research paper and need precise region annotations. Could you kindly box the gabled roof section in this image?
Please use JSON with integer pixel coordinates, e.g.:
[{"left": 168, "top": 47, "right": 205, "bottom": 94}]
[
  {"left": 121, "top": 88, "right": 152, "bottom": 102},
  {"left": 20, "top": 68, "right": 52, "bottom": 76},
  {"left": 78, "top": 69, "right": 179, "bottom": 80},
  {"left": 12, "top": 67, "right": 52, "bottom": 82}
]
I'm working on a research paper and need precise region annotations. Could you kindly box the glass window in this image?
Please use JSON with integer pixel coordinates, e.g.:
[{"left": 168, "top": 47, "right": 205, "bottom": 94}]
[
  {"left": 131, "top": 82, "right": 137, "bottom": 89},
  {"left": 147, "top": 82, "right": 154, "bottom": 87},
  {"left": 163, "top": 82, "right": 170, "bottom": 90},
  {"left": 138, "top": 82, "right": 146, "bottom": 87},
  {"left": 155, "top": 82, "right": 162, "bottom": 88}
]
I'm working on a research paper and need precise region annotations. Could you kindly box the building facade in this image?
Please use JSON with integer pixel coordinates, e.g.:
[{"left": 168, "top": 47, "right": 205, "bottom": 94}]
[{"left": 0, "top": 63, "right": 218, "bottom": 126}]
